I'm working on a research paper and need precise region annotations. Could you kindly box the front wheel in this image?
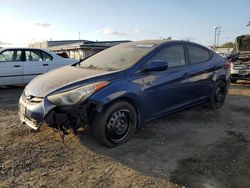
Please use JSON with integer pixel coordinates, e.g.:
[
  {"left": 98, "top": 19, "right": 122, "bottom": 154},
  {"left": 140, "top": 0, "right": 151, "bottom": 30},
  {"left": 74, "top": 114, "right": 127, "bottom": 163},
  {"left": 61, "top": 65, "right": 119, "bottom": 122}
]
[
  {"left": 91, "top": 101, "right": 137, "bottom": 147},
  {"left": 208, "top": 80, "right": 227, "bottom": 109}
]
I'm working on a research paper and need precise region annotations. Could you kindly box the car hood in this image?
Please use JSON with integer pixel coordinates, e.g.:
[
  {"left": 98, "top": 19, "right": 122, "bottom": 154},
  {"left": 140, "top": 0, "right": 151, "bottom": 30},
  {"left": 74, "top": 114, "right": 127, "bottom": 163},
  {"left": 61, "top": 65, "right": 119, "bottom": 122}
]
[{"left": 25, "top": 65, "right": 115, "bottom": 97}]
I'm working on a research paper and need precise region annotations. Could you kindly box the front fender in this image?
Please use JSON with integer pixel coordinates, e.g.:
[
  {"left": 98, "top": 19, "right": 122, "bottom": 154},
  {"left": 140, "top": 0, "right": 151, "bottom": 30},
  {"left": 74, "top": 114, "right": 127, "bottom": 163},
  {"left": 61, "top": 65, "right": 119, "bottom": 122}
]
[{"left": 89, "top": 81, "right": 146, "bottom": 118}]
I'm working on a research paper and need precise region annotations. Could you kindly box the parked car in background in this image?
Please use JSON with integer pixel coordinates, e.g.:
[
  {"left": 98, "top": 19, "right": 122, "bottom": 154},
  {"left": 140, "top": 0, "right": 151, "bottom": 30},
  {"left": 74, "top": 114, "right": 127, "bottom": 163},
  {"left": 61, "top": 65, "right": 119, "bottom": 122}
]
[
  {"left": 229, "top": 35, "right": 250, "bottom": 83},
  {"left": 19, "top": 40, "right": 230, "bottom": 147},
  {"left": 0, "top": 48, "right": 78, "bottom": 85}
]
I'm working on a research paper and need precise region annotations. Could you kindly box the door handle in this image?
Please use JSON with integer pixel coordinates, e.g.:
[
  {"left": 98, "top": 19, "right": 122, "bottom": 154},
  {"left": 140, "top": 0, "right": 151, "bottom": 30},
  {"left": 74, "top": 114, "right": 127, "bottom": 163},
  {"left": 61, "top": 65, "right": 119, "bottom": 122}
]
[
  {"left": 13, "top": 65, "right": 21, "bottom": 68},
  {"left": 43, "top": 64, "right": 49, "bottom": 66}
]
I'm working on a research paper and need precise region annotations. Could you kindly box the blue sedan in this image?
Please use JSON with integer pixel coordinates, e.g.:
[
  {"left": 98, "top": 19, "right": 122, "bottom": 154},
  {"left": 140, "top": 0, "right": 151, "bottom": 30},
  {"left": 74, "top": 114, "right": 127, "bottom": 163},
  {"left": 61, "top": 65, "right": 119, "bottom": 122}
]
[{"left": 19, "top": 40, "right": 230, "bottom": 147}]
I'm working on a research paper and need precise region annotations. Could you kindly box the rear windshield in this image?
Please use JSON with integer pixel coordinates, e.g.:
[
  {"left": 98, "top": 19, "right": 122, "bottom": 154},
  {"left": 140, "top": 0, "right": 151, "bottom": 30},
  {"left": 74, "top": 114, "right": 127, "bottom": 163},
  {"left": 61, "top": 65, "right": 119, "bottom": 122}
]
[{"left": 80, "top": 42, "right": 158, "bottom": 71}]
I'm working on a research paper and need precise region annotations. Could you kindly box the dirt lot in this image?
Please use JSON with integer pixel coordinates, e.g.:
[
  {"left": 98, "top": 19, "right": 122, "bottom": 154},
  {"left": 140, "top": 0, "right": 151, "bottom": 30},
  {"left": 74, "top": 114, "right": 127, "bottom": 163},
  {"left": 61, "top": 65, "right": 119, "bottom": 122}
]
[{"left": 0, "top": 81, "right": 250, "bottom": 188}]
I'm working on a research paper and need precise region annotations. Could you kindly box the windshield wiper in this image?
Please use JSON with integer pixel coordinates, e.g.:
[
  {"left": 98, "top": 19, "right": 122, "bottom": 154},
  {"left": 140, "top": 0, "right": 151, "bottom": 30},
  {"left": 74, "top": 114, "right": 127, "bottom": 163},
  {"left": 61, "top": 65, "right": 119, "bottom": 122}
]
[
  {"left": 87, "top": 65, "right": 97, "bottom": 69},
  {"left": 104, "top": 67, "right": 116, "bottom": 71},
  {"left": 71, "top": 59, "right": 84, "bottom": 67},
  {"left": 78, "top": 64, "right": 116, "bottom": 71},
  {"left": 74, "top": 56, "right": 93, "bottom": 67}
]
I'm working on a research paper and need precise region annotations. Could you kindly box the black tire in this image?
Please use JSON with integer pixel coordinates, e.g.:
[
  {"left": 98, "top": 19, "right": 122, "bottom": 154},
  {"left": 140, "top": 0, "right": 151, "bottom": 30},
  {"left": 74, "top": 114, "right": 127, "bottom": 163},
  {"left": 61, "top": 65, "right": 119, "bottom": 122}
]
[
  {"left": 208, "top": 80, "right": 227, "bottom": 109},
  {"left": 230, "top": 78, "right": 237, "bottom": 83},
  {"left": 91, "top": 101, "right": 137, "bottom": 147}
]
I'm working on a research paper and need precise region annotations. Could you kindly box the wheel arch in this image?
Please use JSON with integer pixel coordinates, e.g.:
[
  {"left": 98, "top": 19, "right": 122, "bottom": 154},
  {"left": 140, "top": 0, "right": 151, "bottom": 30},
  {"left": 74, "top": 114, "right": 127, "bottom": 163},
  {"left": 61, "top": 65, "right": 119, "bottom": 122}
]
[
  {"left": 89, "top": 96, "right": 144, "bottom": 129},
  {"left": 216, "top": 76, "right": 227, "bottom": 84},
  {"left": 215, "top": 75, "right": 229, "bottom": 93}
]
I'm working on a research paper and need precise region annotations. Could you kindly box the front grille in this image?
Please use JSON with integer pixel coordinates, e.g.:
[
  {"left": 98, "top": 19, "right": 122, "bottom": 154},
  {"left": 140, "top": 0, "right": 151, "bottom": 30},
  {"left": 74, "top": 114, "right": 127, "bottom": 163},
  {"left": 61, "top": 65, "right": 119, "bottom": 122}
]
[
  {"left": 29, "top": 97, "right": 43, "bottom": 103},
  {"left": 23, "top": 92, "right": 43, "bottom": 103}
]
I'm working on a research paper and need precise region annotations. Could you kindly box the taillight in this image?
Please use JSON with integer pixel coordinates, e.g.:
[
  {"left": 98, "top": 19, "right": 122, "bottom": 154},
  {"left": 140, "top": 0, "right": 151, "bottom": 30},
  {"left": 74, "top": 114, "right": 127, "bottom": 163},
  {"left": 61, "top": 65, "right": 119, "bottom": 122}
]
[{"left": 224, "top": 60, "right": 231, "bottom": 70}]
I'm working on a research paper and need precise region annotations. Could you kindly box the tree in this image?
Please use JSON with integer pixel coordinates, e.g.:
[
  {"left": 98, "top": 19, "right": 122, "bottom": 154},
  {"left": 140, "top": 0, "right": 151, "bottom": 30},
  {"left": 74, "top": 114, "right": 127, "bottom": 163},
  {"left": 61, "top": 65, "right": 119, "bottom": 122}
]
[
  {"left": 220, "top": 42, "right": 235, "bottom": 48},
  {"left": 247, "top": 20, "right": 250, "bottom": 27}
]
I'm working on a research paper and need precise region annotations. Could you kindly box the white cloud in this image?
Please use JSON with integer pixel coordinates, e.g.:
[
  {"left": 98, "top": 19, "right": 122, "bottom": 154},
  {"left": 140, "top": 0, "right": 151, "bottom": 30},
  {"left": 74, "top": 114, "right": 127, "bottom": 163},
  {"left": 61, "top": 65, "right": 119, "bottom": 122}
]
[
  {"left": 134, "top": 28, "right": 140, "bottom": 34},
  {"left": 101, "top": 28, "right": 126, "bottom": 36},
  {"left": 35, "top": 22, "right": 51, "bottom": 28},
  {"left": 0, "top": 41, "right": 11, "bottom": 45},
  {"left": 0, "top": 18, "right": 56, "bottom": 46}
]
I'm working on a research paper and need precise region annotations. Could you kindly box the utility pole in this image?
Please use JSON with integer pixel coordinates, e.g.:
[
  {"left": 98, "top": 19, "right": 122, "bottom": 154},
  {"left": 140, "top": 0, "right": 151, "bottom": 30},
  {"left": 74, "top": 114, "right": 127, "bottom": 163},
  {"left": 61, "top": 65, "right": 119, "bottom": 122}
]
[
  {"left": 213, "top": 26, "right": 220, "bottom": 50},
  {"left": 216, "top": 27, "right": 221, "bottom": 47}
]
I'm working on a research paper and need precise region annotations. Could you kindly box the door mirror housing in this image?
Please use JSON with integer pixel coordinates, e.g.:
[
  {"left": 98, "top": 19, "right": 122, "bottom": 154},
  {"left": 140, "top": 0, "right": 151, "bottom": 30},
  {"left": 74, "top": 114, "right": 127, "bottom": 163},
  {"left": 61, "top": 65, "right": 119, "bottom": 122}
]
[{"left": 143, "top": 60, "right": 168, "bottom": 72}]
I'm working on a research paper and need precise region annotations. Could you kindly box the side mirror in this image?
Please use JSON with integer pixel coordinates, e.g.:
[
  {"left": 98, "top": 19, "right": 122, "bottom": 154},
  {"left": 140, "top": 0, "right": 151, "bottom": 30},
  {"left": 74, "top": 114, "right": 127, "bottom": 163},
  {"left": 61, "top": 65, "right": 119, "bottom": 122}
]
[{"left": 143, "top": 60, "right": 168, "bottom": 72}]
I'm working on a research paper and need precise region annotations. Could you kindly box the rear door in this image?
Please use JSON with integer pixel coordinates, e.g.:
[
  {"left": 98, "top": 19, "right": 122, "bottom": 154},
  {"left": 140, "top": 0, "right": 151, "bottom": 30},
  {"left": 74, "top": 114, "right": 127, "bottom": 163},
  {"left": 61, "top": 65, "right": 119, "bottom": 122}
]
[
  {"left": 184, "top": 44, "right": 215, "bottom": 101},
  {"left": 0, "top": 49, "right": 24, "bottom": 85},
  {"left": 39, "top": 50, "right": 53, "bottom": 70},
  {"left": 23, "top": 49, "right": 50, "bottom": 83}
]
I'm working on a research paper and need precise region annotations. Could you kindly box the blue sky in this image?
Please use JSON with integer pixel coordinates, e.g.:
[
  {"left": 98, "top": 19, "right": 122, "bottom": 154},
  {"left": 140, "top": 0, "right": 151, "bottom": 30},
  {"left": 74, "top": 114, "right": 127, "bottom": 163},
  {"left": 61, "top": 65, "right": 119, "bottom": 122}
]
[{"left": 0, "top": 0, "right": 249, "bottom": 46}]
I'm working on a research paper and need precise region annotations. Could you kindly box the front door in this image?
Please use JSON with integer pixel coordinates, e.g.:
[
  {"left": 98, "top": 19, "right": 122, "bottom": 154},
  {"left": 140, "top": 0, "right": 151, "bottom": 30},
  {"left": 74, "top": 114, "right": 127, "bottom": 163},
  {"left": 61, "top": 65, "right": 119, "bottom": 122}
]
[
  {"left": 141, "top": 44, "right": 190, "bottom": 119},
  {"left": 0, "top": 49, "right": 24, "bottom": 85}
]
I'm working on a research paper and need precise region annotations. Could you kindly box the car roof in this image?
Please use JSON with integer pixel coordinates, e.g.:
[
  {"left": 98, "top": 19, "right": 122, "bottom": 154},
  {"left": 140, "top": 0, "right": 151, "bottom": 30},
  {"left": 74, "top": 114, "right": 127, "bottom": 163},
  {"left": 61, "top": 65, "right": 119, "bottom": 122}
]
[
  {"left": 126, "top": 39, "right": 175, "bottom": 47},
  {"left": 126, "top": 39, "right": 205, "bottom": 47},
  {"left": 0, "top": 47, "right": 57, "bottom": 56},
  {"left": 126, "top": 40, "right": 213, "bottom": 55},
  {"left": 0, "top": 47, "right": 49, "bottom": 51}
]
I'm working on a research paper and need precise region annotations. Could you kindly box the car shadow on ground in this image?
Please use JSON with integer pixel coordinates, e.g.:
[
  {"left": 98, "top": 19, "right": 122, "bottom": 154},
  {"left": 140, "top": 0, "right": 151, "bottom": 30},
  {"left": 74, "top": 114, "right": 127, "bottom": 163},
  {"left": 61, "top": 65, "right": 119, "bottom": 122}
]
[
  {"left": 1, "top": 84, "right": 250, "bottom": 187},
  {"left": 0, "top": 86, "right": 24, "bottom": 107},
  {"left": 78, "top": 90, "right": 250, "bottom": 188}
]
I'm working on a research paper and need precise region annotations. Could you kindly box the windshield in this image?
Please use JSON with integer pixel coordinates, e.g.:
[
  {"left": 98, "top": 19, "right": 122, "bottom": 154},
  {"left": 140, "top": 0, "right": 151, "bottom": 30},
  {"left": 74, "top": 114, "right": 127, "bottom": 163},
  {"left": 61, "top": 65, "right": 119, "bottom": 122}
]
[{"left": 80, "top": 41, "right": 160, "bottom": 71}]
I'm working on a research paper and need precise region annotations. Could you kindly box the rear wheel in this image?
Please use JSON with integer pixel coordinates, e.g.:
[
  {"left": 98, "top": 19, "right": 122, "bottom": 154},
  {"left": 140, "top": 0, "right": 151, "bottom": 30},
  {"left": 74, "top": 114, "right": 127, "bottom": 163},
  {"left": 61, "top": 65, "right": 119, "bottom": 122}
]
[
  {"left": 208, "top": 80, "right": 227, "bottom": 109},
  {"left": 91, "top": 101, "right": 137, "bottom": 147}
]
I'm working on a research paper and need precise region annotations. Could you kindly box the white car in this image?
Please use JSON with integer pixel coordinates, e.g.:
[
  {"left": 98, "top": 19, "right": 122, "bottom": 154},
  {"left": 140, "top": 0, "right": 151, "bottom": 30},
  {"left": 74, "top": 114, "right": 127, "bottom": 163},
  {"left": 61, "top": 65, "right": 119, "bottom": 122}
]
[{"left": 0, "top": 48, "right": 78, "bottom": 85}]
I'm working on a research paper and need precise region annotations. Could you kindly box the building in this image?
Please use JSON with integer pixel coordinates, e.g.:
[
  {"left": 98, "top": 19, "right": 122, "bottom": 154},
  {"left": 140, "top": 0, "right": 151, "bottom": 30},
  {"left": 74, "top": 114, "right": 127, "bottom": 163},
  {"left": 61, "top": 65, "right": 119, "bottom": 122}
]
[{"left": 29, "top": 40, "right": 130, "bottom": 60}]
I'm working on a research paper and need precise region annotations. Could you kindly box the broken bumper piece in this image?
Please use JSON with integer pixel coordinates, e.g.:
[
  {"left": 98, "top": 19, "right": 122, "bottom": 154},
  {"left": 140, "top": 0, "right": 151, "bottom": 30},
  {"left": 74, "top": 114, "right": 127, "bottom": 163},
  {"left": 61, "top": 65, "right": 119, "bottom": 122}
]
[
  {"left": 18, "top": 92, "right": 97, "bottom": 132},
  {"left": 18, "top": 93, "right": 54, "bottom": 130}
]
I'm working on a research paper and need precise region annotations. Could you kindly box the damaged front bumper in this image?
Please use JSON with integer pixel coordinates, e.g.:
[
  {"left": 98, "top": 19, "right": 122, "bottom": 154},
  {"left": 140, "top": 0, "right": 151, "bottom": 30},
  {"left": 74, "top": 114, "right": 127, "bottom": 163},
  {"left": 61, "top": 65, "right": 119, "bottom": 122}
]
[
  {"left": 18, "top": 92, "right": 102, "bottom": 132},
  {"left": 18, "top": 93, "right": 55, "bottom": 130}
]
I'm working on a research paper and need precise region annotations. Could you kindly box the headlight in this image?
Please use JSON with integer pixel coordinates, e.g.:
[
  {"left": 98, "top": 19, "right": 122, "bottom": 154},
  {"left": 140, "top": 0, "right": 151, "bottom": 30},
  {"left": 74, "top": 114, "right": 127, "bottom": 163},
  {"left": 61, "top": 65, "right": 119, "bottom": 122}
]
[{"left": 47, "top": 81, "right": 109, "bottom": 106}]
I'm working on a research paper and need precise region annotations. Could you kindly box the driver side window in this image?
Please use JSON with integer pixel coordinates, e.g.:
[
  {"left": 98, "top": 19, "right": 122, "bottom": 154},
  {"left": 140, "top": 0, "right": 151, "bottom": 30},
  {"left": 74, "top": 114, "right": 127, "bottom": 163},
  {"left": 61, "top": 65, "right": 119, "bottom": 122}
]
[
  {"left": 147, "top": 45, "right": 186, "bottom": 68},
  {"left": 0, "top": 50, "right": 22, "bottom": 62}
]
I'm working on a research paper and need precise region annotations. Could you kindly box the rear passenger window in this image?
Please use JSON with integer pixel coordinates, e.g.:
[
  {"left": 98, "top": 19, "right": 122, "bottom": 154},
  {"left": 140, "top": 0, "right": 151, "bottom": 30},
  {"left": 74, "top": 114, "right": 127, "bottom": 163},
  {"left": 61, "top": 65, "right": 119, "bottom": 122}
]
[
  {"left": 186, "top": 45, "right": 210, "bottom": 64},
  {"left": 41, "top": 51, "right": 52, "bottom": 61},
  {"left": 25, "top": 50, "right": 43, "bottom": 61},
  {"left": 148, "top": 45, "right": 186, "bottom": 68}
]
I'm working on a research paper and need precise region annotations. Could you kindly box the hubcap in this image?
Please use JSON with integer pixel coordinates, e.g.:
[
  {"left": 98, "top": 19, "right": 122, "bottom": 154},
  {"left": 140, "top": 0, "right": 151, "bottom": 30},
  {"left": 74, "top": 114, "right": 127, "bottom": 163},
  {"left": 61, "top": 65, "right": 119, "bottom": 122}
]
[{"left": 106, "top": 109, "right": 130, "bottom": 141}]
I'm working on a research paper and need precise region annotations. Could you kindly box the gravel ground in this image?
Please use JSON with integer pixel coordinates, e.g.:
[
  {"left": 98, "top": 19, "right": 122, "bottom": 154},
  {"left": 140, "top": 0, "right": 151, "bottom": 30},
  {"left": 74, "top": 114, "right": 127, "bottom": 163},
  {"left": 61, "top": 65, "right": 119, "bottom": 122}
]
[{"left": 0, "top": 81, "right": 250, "bottom": 188}]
